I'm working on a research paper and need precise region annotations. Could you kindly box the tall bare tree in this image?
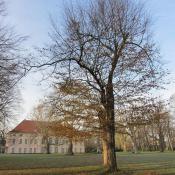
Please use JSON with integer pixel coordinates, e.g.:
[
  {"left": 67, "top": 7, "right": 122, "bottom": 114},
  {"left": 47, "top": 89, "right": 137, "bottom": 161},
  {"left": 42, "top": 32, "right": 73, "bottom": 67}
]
[
  {"left": 30, "top": 0, "right": 164, "bottom": 172},
  {"left": 0, "top": 0, "right": 25, "bottom": 139}
]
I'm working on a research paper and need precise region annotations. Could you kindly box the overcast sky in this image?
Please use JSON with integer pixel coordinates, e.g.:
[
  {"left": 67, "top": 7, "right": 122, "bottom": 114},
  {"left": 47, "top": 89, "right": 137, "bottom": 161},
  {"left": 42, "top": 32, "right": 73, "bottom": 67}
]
[{"left": 5, "top": 0, "right": 175, "bottom": 122}]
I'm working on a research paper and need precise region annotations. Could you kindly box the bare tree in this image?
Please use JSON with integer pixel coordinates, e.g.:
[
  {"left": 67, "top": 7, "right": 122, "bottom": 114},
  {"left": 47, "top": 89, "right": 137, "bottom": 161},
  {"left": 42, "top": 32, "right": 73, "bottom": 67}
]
[
  {"left": 117, "top": 99, "right": 173, "bottom": 153},
  {"left": 0, "top": 0, "right": 25, "bottom": 141},
  {"left": 116, "top": 99, "right": 153, "bottom": 153},
  {"left": 29, "top": 0, "right": 164, "bottom": 172},
  {"left": 151, "top": 101, "right": 169, "bottom": 152}
]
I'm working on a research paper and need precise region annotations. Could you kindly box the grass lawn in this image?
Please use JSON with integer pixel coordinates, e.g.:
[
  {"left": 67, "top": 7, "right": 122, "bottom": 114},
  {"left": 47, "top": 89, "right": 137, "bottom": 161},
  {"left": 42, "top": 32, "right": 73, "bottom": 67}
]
[{"left": 0, "top": 152, "right": 175, "bottom": 175}]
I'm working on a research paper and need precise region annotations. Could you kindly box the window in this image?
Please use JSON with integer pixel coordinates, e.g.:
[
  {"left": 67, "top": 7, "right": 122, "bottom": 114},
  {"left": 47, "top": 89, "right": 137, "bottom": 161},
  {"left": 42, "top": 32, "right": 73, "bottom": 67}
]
[
  {"left": 61, "top": 148, "right": 64, "bottom": 153},
  {"left": 19, "top": 139, "right": 22, "bottom": 144},
  {"left": 34, "top": 148, "right": 37, "bottom": 153},
  {"left": 29, "top": 148, "right": 32, "bottom": 153},
  {"left": 55, "top": 138, "right": 58, "bottom": 144},
  {"left": 19, "top": 148, "right": 22, "bottom": 153},
  {"left": 55, "top": 147, "right": 58, "bottom": 153},
  {"left": 24, "top": 148, "right": 27, "bottom": 153},
  {"left": 12, "top": 148, "right": 15, "bottom": 153},
  {"left": 30, "top": 139, "right": 33, "bottom": 144},
  {"left": 41, "top": 147, "right": 45, "bottom": 153},
  {"left": 25, "top": 139, "right": 27, "bottom": 144},
  {"left": 65, "top": 140, "right": 68, "bottom": 144},
  {"left": 34, "top": 139, "right": 37, "bottom": 144},
  {"left": 42, "top": 138, "right": 45, "bottom": 144},
  {"left": 50, "top": 146, "right": 53, "bottom": 153},
  {"left": 49, "top": 138, "right": 52, "bottom": 144},
  {"left": 12, "top": 139, "right": 15, "bottom": 144},
  {"left": 62, "top": 139, "right": 65, "bottom": 144}
]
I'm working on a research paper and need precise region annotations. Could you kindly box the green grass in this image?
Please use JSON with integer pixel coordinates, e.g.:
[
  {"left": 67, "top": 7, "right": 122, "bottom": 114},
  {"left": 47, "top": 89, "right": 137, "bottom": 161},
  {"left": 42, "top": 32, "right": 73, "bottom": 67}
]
[
  {"left": 118, "top": 152, "right": 175, "bottom": 175},
  {"left": 0, "top": 152, "right": 175, "bottom": 175}
]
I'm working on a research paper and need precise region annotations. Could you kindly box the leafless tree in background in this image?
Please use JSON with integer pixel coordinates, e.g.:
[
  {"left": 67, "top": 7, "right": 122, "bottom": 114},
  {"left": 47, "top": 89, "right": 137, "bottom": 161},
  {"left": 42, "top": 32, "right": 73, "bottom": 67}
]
[
  {"left": 29, "top": 0, "right": 165, "bottom": 172},
  {"left": 0, "top": 0, "right": 25, "bottom": 143},
  {"left": 116, "top": 98, "right": 153, "bottom": 153},
  {"left": 116, "top": 99, "right": 173, "bottom": 153}
]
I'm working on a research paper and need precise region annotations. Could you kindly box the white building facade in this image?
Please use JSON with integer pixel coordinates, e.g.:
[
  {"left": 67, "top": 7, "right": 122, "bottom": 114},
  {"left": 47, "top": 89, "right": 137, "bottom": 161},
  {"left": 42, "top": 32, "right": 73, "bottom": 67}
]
[{"left": 6, "top": 120, "right": 85, "bottom": 154}]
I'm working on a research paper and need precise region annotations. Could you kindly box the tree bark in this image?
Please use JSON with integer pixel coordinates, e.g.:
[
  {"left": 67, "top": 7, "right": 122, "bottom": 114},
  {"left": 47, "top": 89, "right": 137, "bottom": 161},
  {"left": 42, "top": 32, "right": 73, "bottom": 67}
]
[
  {"left": 101, "top": 83, "right": 117, "bottom": 172},
  {"left": 167, "top": 121, "right": 173, "bottom": 151},
  {"left": 159, "top": 129, "right": 165, "bottom": 152},
  {"left": 167, "top": 133, "right": 173, "bottom": 151},
  {"left": 46, "top": 138, "right": 50, "bottom": 154},
  {"left": 143, "top": 126, "right": 151, "bottom": 151},
  {"left": 167, "top": 134, "right": 173, "bottom": 151},
  {"left": 67, "top": 138, "right": 74, "bottom": 155},
  {"left": 102, "top": 126, "right": 117, "bottom": 172},
  {"left": 130, "top": 134, "right": 138, "bottom": 154},
  {"left": 129, "top": 126, "right": 138, "bottom": 154}
]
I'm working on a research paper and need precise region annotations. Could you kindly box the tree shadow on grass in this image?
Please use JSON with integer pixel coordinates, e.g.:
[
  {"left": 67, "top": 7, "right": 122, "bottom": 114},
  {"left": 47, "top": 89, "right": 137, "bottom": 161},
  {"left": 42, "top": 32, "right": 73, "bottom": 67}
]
[{"left": 91, "top": 169, "right": 134, "bottom": 175}]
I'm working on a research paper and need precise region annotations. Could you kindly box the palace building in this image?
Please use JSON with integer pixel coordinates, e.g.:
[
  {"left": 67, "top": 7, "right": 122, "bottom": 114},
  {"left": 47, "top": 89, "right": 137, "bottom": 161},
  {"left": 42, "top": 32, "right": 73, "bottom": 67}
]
[{"left": 6, "top": 120, "right": 85, "bottom": 154}]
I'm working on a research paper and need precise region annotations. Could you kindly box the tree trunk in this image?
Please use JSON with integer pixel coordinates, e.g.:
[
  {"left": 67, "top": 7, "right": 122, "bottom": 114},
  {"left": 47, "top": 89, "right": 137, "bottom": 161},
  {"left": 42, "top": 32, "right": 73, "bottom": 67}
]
[
  {"left": 67, "top": 138, "right": 74, "bottom": 155},
  {"left": 167, "top": 133, "right": 173, "bottom": 151},
  {"left": 102, "top": 126, "right": 117, "bottom": 172},
  {"left": 129, "top": 126, "right": 138, "bottom": 154},
  {"left": 130, "top": 135, "right": 138, "bottom": 154},
  {"left": 96, "top": 137, "right": 101, "bottom": 153},
  {"left": 167, "top": 121, "right": 173, "bottom": 151},
  {"left": 123, "top": 138, "right": 127, "bottom": 152},
  {"left": 101, "top": 83, "right": 117, "bottom": 172},
  {"left": 159, "top": 130, "right": 165, "bottom": 152},
  {"left": 143, "top": 126, "right": 151, "bottom": 151},
  {"left": 167, "top": 134, "right": 173, "bottom": 151},
  {"left": 46, "top": 138, "right": 50, "bottom": 154}
]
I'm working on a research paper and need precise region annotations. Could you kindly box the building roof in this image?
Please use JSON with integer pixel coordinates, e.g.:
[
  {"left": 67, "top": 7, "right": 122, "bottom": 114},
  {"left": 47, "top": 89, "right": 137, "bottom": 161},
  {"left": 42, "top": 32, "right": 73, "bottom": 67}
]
[{"left": 10, "top": 120, "right": 40, "bottom": 133}]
